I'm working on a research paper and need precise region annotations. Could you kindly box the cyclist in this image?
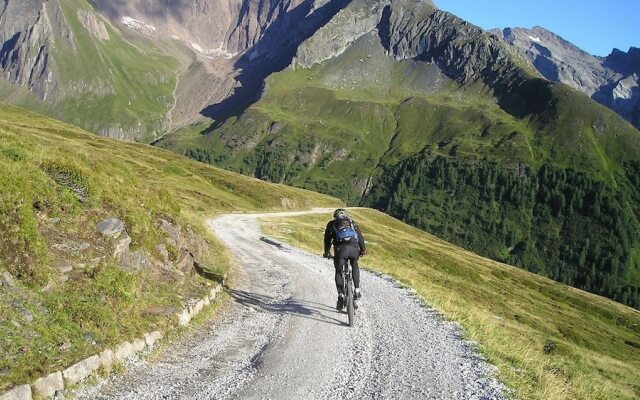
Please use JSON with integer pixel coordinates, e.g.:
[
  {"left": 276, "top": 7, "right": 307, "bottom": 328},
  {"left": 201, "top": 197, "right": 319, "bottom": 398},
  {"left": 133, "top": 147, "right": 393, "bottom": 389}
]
[{"left": 323, "top": 208, "right": 368, "bottom": 310}]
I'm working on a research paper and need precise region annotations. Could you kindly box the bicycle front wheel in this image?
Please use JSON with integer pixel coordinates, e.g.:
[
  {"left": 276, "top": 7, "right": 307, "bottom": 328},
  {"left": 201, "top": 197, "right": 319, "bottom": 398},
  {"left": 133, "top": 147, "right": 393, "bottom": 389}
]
[{"left": 346, "top": 280, "right": 355, "bottom": 327}]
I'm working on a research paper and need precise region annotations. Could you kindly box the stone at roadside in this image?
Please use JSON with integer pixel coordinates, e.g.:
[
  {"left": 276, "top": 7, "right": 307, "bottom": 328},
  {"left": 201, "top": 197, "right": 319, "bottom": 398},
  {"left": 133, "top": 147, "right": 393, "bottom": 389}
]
[
  {"left": 83, "top": 332, "right": 96, "bottom": 346},
  {"left": 32, "top": 371, "right": 63, "bottom": 398},
  {"left": 119, "top": 249, "right": 152, "bottom": 273},
  {"left": 114, "top": 342, "right": 134, "bottom": 362},
  {"left": 62, "top": 355, "right": 100, "bottom": 386},
  {"left": 177, "top": 251, "right": 196, "bottom": 276},
  {"left": 0, "top": 384, "right": 32, "bottom": 400},
  {"left": 192, "top": 300, "right": 205, "bottom": 317},
  {"left": 99, "top": 349, "right": 116, "bottom": 373},
  {"left": 143, "top": 331, "right": 163, "bottom": 348},
  {"left": 97, "top": 218, "right": 125, "bottom": 237},
  {"left": 59, "top": 341, "right": 71, "bottom": 352},
  {"left": 156, "top": 244, "right": 170, "bottom": 263},
  {"left": 178, "top": 308, "right": 191, "bottom": 326},
  {"left": 55, "top": 265, "right": 73, "bottom": 274},
  {"left": 112, "top": 231, "right": 131, "bottom": 259},
  {"left": 132, "top": 339, "right": 146, "bottom": 353},
  {"left": 20, "top": 309, "right": 33, "bottom": 324},
  {"left": 141, "top": 305, "right": 176, "bottom": 316},
  {"left": 160, "top": 219, "right": 181, "bottom": 248}
]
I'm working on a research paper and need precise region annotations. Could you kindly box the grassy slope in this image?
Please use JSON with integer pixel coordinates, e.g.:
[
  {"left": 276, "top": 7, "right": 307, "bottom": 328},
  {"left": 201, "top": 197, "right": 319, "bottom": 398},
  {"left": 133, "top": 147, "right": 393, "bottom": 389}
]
[
  {"left": 0, "top": 103, "right": 340, "bottom": 390},
  {"left": 262, "top": 210, "right": 640, "bottom": 400}
]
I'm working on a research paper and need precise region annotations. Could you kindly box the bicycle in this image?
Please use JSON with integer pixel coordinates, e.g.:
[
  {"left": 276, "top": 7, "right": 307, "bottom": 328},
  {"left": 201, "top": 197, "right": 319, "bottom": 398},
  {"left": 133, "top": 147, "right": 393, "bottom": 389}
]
[{"left": 326, "top": 255, "right": 357, "bottom": 327}]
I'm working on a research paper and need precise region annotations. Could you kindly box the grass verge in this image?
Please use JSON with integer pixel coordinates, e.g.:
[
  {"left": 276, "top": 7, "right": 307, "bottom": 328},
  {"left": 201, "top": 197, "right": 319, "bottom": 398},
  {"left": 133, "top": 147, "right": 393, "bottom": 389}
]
[{"left": 262, "top": 209, "right": 640, "bottom": 400}]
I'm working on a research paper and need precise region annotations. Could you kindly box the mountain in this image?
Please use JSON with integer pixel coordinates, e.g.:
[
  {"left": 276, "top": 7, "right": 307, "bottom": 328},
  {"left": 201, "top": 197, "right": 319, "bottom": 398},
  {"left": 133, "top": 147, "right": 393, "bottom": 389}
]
[
  {"left": 490, "top": 26, "right": 640, "bottom": 129},
  {"left": 155, "top": 0, "right": 640, "bottom": 310},
  {"left": 0, "top": 0, "right": 358, "bottom": 141}
]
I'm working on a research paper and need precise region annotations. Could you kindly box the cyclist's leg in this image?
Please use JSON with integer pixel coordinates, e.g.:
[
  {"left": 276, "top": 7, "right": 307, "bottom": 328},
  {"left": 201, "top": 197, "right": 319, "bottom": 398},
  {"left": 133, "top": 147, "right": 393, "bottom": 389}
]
[
  {"left": 334, "top": 245, "right": 347, "bottom": 294},
  {"left": 348, "top": 246, "right": 361, "bottom": 289}
]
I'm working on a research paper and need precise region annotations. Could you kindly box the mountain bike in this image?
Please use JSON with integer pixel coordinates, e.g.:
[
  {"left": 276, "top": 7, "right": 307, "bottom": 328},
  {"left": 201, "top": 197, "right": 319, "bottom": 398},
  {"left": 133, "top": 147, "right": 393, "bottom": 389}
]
[
  {"left": 326, "top": 255, "right": 356, "bottom": 327},
  {"left": 341, "top": 259, "right": 356, "bottom": 327}
]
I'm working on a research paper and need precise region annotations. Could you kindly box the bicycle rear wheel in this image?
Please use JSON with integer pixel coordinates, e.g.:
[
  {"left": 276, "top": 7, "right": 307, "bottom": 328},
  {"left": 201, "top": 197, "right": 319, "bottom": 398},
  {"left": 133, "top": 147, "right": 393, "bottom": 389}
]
[{"left": 346, "top": 280, "right": 355, "bottom": 327}]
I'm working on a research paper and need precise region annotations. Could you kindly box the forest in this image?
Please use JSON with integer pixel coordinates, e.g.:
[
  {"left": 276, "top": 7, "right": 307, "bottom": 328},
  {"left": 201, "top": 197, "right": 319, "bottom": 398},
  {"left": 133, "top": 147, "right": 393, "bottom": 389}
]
[{"left": 365, "top": 153, "right": 640, "bottom": 309}]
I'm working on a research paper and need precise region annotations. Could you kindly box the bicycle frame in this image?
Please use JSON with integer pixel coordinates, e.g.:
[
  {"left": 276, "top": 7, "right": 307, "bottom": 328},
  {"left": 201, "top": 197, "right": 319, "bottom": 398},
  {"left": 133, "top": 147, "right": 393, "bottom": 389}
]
[
  {"left": 341, "top": 262, "right": 353, "bottom": 291},
  {"left": 340, "top": 260, "right": 356, "bottom": 327}
]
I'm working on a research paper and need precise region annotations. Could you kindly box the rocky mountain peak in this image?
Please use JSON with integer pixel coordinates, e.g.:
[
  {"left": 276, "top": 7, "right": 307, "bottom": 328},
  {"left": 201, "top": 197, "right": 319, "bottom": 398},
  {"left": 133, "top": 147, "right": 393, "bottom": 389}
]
[
  {"left": 605, "top": 47, "right": 640, "bottom": 75},
  {"left": 0, "top": 0, "right": 69, "bottom": 101},
  {"left": 493, "top": 26, "right": 640, "bottom": 129}
]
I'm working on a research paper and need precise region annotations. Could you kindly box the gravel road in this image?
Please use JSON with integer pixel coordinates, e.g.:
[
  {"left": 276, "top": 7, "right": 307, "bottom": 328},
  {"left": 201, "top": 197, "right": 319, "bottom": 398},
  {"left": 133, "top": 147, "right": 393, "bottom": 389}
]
[{"left": 76, "top": 210, "right": 505, "bottom": 400}]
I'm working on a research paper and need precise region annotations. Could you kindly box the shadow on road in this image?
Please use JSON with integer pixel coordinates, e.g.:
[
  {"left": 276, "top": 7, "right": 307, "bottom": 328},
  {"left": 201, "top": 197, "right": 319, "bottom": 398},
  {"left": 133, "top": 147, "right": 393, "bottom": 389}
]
[{"left": 230, "top": 289, "right": 347, "bottom": 326}]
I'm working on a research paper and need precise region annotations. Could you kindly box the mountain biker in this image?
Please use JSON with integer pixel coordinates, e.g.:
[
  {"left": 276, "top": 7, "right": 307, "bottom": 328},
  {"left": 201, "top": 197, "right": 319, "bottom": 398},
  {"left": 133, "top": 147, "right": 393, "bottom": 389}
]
[{"left": 323, "top": 208, "right": 367, "bottom": 311}]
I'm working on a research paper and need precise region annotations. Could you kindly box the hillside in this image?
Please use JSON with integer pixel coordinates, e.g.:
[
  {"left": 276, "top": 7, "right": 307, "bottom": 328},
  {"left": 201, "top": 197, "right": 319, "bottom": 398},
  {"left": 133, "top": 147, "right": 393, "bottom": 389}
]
[
  {"left": 262, "top": 209, "right": 640, "bottom": 400},
  {"left": 0, "top": 103, "right": 340, "bottom": 391},
  {"left": 157, "top": 0, "right": 640, "bottom": 309}
]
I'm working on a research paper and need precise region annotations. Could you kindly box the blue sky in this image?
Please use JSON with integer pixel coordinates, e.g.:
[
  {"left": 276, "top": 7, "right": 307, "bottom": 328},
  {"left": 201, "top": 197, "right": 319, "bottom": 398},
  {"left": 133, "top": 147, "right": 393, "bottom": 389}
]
[{"left": 435, "top": 0, "right": 640, "bottom": 56}]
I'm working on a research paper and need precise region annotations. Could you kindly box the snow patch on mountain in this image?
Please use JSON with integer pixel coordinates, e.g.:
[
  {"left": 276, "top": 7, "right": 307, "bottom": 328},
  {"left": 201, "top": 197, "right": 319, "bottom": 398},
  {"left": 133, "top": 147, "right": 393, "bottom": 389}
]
[
  {"left": 190, "top": 42, "right": 237, "bottom": 59},
  {"left": 528, "top": 35, "right": 541, "bottom": 43},
  {"left": 121, "top": 16, "right": 156, "bottom": 34}
]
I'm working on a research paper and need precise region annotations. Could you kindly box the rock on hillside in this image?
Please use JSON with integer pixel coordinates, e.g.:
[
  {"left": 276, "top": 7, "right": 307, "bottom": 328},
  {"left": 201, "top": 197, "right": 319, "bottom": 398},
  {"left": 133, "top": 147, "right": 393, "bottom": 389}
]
[{"left": 491, "top": 26, "right": 640, "bottom": 129}]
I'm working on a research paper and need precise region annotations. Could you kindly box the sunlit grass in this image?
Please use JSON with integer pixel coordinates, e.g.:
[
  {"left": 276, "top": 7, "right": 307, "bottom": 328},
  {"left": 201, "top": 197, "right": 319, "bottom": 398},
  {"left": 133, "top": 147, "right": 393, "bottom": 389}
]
[{"left": 262, "top": 209, "right": 640, "bottom": 400}]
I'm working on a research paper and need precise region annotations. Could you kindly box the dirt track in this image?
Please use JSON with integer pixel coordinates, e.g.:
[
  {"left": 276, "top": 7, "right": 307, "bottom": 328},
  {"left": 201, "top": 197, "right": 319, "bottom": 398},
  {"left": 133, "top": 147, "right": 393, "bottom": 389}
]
[{"left": 76, "top": 210, "right": 504, "bottom": 399}]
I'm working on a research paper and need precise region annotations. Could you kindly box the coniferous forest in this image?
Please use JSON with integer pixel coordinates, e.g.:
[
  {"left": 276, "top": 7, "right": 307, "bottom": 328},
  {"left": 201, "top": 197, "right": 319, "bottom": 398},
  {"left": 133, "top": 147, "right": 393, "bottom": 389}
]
[{"left": 365, "top": 154, "right": 640, "bottom": 309}]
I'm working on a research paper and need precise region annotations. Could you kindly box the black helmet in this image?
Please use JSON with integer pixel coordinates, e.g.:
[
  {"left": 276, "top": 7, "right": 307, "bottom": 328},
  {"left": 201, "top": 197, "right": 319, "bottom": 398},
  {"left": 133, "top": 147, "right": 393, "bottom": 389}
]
[{"left": 333, "top": 208, "right": 349, "bottom": 220}]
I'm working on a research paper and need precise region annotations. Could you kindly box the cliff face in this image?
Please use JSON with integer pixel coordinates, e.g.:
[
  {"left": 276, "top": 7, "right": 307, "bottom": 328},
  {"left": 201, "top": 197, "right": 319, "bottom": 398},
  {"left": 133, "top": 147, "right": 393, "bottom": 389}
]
[
  {"left": 0, "top": 1, "right": 72, "bottom": 101},
  {"left": 0, "top": 0, "right": 178, "bottom": 141},
  {"left": 383, "top": 1, "right": 518, "bottom": 85},
  {"left": 493, "top": 27, "right": 640, "bottom": 129},
  {"left": 0, "top": 0, "right": 357, "bottom": 141},
  {"left": 92, "top": 0, "right": 315, "bottom": 58},
  {"left": 293, "top": 0, "right": 387, "bottom": 68},
  {"left": 294, "top": 0, "right": 519, "bottom": 83}
]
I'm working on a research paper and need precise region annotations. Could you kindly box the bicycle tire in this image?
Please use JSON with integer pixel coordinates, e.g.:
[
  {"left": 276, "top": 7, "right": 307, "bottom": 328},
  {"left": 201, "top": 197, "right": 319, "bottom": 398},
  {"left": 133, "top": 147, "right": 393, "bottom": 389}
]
[{"left": 346, "top": 279, "right": 355, "bottom": 327}]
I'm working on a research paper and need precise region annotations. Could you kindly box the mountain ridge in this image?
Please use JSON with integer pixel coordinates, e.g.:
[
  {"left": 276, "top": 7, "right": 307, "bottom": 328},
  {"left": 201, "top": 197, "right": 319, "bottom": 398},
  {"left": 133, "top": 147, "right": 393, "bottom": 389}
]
[{"left": 491, "top": 26, "right": 640, "bottom": 129}]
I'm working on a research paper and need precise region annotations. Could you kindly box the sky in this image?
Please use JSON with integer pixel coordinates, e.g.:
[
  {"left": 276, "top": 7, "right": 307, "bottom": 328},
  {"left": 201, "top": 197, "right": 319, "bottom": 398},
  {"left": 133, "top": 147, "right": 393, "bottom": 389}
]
[{"left": 435, "top": 0, "right": 640, "bottom": 56}]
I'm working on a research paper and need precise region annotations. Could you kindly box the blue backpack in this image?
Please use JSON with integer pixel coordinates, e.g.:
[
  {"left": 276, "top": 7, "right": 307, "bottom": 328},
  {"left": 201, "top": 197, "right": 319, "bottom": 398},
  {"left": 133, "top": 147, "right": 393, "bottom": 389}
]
[{"left": 334, "top": 218, "right": 358, "bottom": 243}]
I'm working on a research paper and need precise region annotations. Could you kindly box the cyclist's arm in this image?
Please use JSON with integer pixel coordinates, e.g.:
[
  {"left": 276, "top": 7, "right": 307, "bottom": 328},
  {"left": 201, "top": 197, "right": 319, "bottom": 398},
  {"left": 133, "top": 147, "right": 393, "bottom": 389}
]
[
  {"left": 323, "top": 221, "right": 334, "bottom": 254},
  {"left": 354, "top": 223, "right": 366, "bottom": 251}
]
